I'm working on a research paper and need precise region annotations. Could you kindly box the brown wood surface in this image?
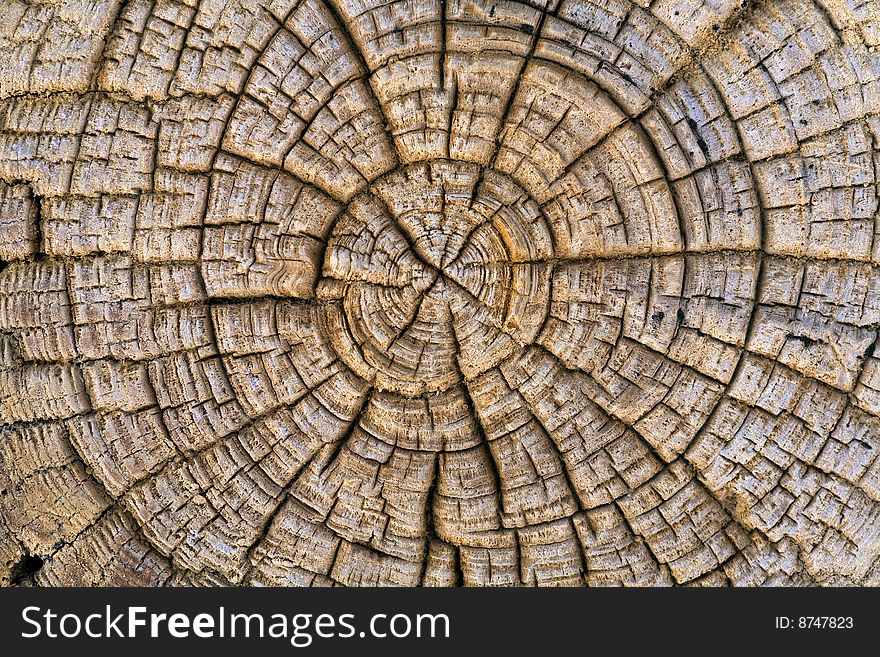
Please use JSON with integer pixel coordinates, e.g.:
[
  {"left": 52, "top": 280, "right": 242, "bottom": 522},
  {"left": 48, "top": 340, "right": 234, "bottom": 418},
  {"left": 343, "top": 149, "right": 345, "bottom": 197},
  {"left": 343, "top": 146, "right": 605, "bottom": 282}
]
[{"left": 1, "top": 0, "right": 879, "bottom": 586}]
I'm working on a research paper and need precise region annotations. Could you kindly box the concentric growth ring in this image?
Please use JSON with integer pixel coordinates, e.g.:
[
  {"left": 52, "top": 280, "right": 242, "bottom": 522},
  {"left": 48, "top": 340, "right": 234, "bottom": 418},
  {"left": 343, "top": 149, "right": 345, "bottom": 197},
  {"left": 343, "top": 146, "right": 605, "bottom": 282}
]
[
  {"left": 319, "top": 161, "right": 551, "bottom": 395},
  {"left": 0, "top": 0, "right": 878, "bottom": 588}
]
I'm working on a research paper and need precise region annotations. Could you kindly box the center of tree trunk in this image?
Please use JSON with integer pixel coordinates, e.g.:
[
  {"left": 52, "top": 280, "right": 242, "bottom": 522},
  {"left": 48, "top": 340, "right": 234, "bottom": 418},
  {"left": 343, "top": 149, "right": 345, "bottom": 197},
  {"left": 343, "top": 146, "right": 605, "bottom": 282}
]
[{"left": 317, "top": 160, "right": 552, "bottom": 395}]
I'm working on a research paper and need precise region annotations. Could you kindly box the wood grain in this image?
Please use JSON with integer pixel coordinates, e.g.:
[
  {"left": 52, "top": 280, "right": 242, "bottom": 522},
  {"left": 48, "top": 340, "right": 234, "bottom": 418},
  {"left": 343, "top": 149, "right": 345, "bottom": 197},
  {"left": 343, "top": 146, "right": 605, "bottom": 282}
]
[{"left": 1, "top": 0, "right": 880, "bottom": 587}]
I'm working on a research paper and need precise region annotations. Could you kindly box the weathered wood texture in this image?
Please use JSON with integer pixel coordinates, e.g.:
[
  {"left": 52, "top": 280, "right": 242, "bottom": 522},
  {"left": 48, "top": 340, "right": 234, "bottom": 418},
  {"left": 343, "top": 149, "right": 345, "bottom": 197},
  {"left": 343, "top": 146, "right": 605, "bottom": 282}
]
[{"left": 1, "top": 0, "right": 880, "bottom": 587}]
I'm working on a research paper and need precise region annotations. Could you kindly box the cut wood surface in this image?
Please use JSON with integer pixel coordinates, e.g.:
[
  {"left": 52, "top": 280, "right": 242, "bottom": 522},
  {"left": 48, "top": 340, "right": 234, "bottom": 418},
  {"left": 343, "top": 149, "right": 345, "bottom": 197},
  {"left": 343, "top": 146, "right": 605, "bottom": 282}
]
[{"left": 1, "top": 0, "right": 880, "bottom": 586}]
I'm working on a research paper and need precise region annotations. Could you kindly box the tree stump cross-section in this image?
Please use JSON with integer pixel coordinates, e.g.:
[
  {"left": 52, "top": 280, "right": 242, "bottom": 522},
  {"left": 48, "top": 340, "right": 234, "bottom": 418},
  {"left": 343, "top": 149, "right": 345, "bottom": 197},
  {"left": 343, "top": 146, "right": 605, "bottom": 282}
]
[{"left": 1, "top": 0, "right": 879, "bottom": 587}]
